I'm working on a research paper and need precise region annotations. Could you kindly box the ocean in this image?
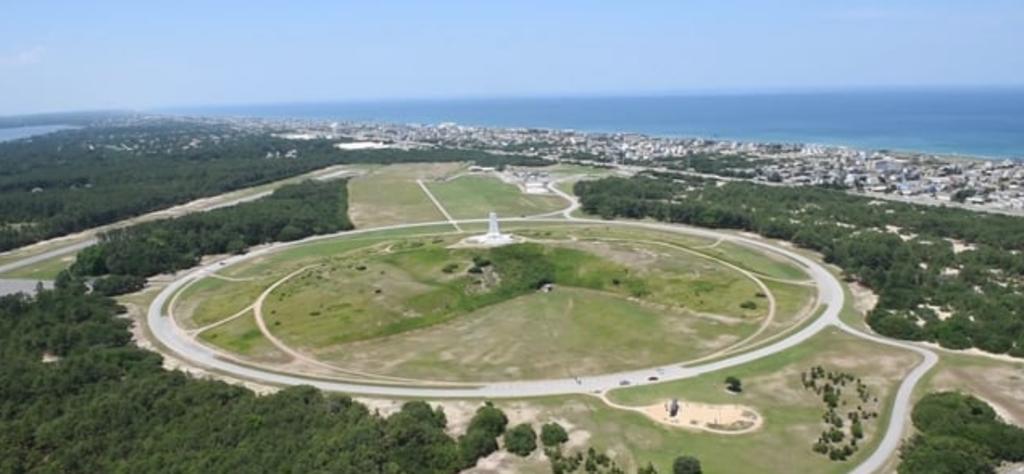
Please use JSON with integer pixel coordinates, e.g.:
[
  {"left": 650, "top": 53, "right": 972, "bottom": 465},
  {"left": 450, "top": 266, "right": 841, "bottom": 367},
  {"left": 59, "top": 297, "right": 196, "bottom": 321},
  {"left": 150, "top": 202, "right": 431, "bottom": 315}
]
[
  {"left": 171, "top": 88, "right": 1021, "bottom": 159},
  {"left": 0, "top": 125, "right": 78, "bottom": 143}
]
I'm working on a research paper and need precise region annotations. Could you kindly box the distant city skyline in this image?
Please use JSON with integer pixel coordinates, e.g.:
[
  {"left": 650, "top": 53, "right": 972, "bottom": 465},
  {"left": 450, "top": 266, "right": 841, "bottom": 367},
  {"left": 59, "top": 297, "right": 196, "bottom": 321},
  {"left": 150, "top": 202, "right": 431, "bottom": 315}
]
[{"left": 2, "top": 0, "right": 1023, "bottom": 115}]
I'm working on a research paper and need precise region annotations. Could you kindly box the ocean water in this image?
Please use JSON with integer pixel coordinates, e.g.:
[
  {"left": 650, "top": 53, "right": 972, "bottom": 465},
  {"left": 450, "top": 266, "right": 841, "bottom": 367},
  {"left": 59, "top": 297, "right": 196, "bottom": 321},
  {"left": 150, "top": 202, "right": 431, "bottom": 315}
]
[
  {"left": 0, "top": 125, "right": 77, "bottom": 143},
  {"left": 168, "top": 89, "right": 1024, "bottom": 158}
]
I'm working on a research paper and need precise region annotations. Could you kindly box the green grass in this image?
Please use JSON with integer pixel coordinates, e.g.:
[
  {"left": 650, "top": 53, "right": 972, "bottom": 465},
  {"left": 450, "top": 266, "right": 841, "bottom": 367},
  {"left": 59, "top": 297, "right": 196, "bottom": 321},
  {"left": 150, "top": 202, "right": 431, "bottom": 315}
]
[
  {"left": 0, "top": 253, "right": 74, "bottom": 279},
  {"left": 426, "top": 175, "right": 567, "bottom": 219},
  {"left": 198, "top": 310, "right": 291, "bottom": 363},
  {"left": 702, "top": 241, "right": 809, "bottom": 281},
  {"left": 173, "top": 275, "right": 275, "bottom": 329},
  {"left": 586, "top": 328, "right": 919, "bottom": 474},
  {"left": 760, "top": 279, "right": 818, "bottom": 335},
  {"left": 263, "top": 235, "right": 763, "bottom": 350},
  {"left": 346, "top": 164, "right": 460, "bottom": 227},
  {"left": 315, "top": 286, "right": 755, "bottom": 381}
]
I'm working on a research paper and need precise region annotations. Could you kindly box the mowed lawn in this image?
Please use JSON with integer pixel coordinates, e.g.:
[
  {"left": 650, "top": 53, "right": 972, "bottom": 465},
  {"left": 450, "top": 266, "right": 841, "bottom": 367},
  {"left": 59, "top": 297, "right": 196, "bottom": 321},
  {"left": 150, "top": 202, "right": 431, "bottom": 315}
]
[
  {"left": 426, "top": 175, "right": 567, "bottom": 219},
  {"left": 316, "top": 286, "right": 755, "bottom": 381},
  {"left": 347, "top": 163, "right": 461, "bottom": 227}
]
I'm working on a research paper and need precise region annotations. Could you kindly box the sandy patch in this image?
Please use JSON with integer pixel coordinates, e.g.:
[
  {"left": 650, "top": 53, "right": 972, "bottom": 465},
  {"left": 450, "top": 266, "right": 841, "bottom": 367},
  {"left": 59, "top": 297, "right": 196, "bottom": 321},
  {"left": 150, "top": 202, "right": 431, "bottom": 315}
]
[
  {"left": 849, "top": 281, "right": 879, "bottom": 316},
  {"left": 948, "top": 238, "right": 978, "bottom": 254},
  {"left": 633, "top": 399, "right": 761, "bottom": 434}
]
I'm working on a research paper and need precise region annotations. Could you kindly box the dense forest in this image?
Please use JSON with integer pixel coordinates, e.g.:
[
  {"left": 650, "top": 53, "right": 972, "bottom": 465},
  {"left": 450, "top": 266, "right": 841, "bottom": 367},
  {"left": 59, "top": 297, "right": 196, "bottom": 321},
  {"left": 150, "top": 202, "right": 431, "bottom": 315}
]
[
  {"left": 70, "top": 179, "right": 352, "bottom": 288},
  {"left": 0, "top": 121, "right": 545, "bottom": 251},
  {"left": 899, "top": 392, "right": 1024, "bottom": 473},
  {"left": 574, "top": 175, "right": 1024, "bottom": 357},
  {"left": 0, "top": 277, "right": 516, "bottom": 473}
]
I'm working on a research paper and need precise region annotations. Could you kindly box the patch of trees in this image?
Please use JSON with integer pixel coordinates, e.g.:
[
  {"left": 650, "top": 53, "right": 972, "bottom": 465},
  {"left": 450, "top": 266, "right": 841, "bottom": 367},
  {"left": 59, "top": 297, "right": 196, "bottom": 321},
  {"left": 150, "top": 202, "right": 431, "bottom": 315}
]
[
  {"left": 457, "top": 402, "right": 508, "bottom": 467},
  {"left": 0, "top": 276, "right": 518, "bottom": 473},
  {"left": 69, "top": 180, "right": 352, "bottom": 288},
  {"left": 574, "top": 175, "right": 1024, "bottom": 357},
  {"left": 899, "top": 392, "right": 1024, "bottom": 473},
  {"left": 655, "top": 153, "right": 760, "bottom": 179},
  {"left": 0, "top": 121, "right": 544, "bottom": 251},
  {"left": 801, "top": 366, "right": 878, "bottom": 462}
]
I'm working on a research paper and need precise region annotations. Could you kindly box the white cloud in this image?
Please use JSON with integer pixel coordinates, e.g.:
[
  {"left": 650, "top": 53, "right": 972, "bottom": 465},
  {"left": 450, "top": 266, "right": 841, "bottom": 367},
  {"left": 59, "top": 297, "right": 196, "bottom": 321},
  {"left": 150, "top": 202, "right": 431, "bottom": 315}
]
[{"left": 0, "top": 46, "right": 45, "bottom": 67}]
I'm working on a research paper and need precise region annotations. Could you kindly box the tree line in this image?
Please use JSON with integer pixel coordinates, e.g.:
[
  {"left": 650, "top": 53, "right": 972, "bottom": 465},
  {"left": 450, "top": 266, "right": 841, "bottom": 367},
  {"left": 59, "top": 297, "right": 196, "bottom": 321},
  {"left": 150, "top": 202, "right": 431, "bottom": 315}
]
[
  {"left": 0, "top": 121, "right": 545, "bottom": 251},
  {"left": 69, "top": 179, "right": 352, "bottom": 292},
  {"left": 574, "top": 175, "right": 1024, "bottom": 358},
  {"left": 0, "top": 277, "right": 699, "bottom": 472},
  {"left": 0, "top": 277, "right": 515, "bottom": 473}
]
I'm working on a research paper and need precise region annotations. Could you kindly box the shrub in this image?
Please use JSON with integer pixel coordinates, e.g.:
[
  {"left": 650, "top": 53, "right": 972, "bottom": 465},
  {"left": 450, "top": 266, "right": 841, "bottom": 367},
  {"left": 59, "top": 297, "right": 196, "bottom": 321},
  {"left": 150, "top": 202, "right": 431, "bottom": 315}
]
[
  {"left": 541, "top": 422, "right": 569, "bottom": 447},
  {"left": 725, "top": 376, "right": 742, "bottom": 393},
  {"left": 503, "top": 423, "right": 537, "bottom": 457},
  {"left": 672, "top": 455, "right": 702, "bottom": 474}
]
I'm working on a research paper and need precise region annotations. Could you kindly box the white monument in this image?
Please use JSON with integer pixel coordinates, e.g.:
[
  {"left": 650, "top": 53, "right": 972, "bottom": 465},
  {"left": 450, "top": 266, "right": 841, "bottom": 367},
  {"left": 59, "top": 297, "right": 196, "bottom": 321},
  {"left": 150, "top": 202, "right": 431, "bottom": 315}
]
[{"left": 463, "top": 212, "right": 518, "bottom": 247}]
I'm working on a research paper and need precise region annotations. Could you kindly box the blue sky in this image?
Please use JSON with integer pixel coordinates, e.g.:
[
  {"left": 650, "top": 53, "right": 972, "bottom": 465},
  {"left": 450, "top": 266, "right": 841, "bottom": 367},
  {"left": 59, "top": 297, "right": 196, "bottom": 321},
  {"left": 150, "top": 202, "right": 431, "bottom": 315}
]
[{"left": 1, "top": 0, "right": 1022, "bottom": 114}]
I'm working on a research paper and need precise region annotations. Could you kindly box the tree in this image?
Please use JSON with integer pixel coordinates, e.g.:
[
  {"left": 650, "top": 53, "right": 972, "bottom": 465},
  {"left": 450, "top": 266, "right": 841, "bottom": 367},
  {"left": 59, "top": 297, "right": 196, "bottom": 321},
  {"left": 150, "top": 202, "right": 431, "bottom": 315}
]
[
  {"left": 725, "top": 376, "right": 743, "bottom": 393},
  {"left": 541, "top": 422, "right": 570, "bottom": 447},
  {"left": 899, "top": 435, "right": 994, "bottom": 474},
  {"left": 672, "top": 455, "right": 702, "bottom": 474},
  {"left": 459, "top": 430, "right": 499, "bottom": 468},
  {"left": 503, "top": 423, "right": 537, "bottom": 457}
]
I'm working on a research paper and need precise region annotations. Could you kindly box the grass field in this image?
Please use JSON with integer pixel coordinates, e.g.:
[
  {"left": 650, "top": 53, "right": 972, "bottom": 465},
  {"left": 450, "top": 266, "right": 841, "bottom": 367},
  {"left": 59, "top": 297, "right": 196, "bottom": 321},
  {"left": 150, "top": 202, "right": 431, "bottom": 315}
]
[
  {"left": 702, "top": 240, "right": 810, "bottom": 281},
  {"left": 0, "top": 253, "right": 75, "bottom": 279},
  {"left": 498, "top": 328, "right": 918, "bottom": 474},
  {"left": 173, "top": 275, "right": 276, "bottom": 329},
  {"left": 262, "top": 235, "right": 763, "bottom": 336},
  {"left": 346, "top": 163, "right": 461, "bottom": 227},
  {"left": 187, "top": 222, "right": 820, "bottom": 382},
  {"left": 197, "top": 310, "right": 291, "bottom": 364},
  {"left": 315, "top": 286, "right": 755, "bottom": 381},
  {"left": 426, "top": 174, "right": 567, "bottom": 219}
]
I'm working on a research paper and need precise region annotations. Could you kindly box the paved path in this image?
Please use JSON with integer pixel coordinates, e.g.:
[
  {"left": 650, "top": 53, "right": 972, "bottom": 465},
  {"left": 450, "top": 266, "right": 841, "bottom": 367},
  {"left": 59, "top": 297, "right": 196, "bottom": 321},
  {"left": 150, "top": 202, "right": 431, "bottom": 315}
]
[
  {"left": 146, "top": 217, "right": 845, "bottom": 399},
  {"left": 416, "top": 179, "right": 462, "bottom": 231}
]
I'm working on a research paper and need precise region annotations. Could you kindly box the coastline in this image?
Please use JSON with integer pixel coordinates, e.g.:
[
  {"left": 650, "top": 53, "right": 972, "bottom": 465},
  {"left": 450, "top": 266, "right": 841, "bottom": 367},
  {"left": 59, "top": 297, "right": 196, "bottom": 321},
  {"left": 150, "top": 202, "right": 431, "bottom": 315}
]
[{"left": 161, "top": 89, "right": 1024, "bottom": 160}]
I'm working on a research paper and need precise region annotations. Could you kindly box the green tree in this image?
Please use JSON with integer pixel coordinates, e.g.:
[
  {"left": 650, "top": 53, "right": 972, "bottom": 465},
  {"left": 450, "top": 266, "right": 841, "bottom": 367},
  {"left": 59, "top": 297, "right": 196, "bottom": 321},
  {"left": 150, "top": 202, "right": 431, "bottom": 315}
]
[
  {"left": 503, "top": 423, "right": 537, "bottom": 457},
  {"left": 672, "top": 455, "right": 702, "bottom": 474},
  {"left": 725, "top": 376, "right": 742, "bottom": 393},
  {"left": 899, "top": 435, "right": 994, "bottom": 474},
  {"left": 541, "top": 422, "right": 569, "bottom": 447}
]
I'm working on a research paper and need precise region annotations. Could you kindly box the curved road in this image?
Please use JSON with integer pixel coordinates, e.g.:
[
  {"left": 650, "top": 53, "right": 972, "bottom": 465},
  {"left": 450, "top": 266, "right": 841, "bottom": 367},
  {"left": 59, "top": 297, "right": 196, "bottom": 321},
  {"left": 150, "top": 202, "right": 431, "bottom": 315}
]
[
  {"left": 0, "top": 170, "right": 941, "bottom": 472},
  {"left": 142, "top": 213, "right": 939, "bottom": 474}
]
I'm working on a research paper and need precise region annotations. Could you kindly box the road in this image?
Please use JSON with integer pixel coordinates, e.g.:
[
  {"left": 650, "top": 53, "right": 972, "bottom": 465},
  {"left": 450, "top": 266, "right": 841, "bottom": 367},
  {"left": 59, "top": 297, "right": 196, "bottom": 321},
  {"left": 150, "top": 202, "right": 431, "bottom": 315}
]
[
  {"left": 0, "top": 171, "right": 936, "bottom": 473},
  {"left": 141, "top": 212, "right": 941, "bottom": 473}
]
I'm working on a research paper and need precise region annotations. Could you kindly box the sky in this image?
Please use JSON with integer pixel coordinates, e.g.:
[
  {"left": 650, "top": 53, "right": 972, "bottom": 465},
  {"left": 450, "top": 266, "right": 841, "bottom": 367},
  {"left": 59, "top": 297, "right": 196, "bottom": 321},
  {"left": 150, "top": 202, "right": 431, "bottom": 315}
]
[{"left": 1, "top": 0, "right": 1022, "bottom": 115}]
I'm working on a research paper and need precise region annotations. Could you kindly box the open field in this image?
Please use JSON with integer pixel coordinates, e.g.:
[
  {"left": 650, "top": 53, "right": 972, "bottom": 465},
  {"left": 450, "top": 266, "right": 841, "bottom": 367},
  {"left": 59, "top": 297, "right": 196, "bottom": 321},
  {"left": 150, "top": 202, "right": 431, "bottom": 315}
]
[
  {"left": 261, "top": 234, "right": 765, "bottom": 347},
  {"left": 426, "top": 174, "right": 566, "bottom": 219},
  {"left": 173, "top": 274, "right": 276, "bottom": 329},
  {"left": 180, "top": 222, "right": 823, "bottom": 383},
  {"left": 315, "top": 286, "right": 751, "bottom": 381},
  {"left": 0, "top": 253, "right": 75, "bottom": 279},
  {"left": 198, "top": 310, "right": 292, "bottom": 364},
  {"left": 346, "top": 163, "right": 462, "bottom": 227},
  {"left": 522, "top": 328, "right": 916, "bottom": 474},
  {"left": 701, "top": 240, "right": 810, "bottom": 281}
]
